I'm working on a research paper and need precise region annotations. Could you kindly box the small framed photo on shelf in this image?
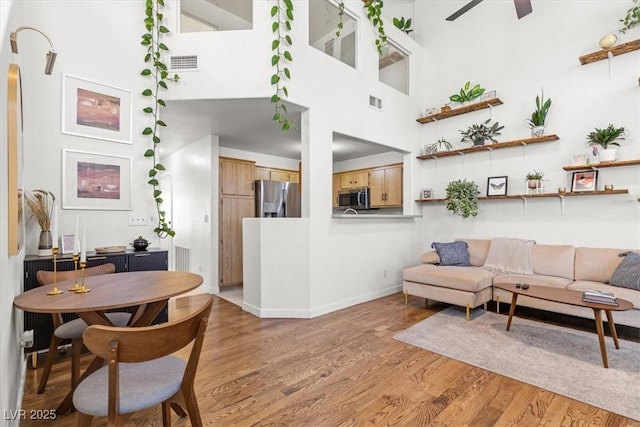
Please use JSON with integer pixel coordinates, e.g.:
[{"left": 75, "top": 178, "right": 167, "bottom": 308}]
[
  {"left": 61, "top": 234, "right": 76, "bottom": 254},
  {"left": 572, "top": 153, "right": 588, "bottom": 165},
  {"left": 425, "top": 107, "right": 437, "bottom": 116},
  {"left": 421, "top": 188, "right": 433, "bottom": 199},
  {"left": 571, "top": 170, "right": 598, "bottom": 192},
  {"left": 480, "top": 90, "right": 497, "bottom": 102},
  {"left": 486, "top": 176, "right": 508, "bottom": 196}
]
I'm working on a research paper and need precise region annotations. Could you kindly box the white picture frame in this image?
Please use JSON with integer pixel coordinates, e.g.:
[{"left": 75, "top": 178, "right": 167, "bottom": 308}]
[
  {"left": 61, "top": 74, "right": 132, "bottom": 144},
  {"left": 62, "top": 149, "right": 132, "bottom": 210},
  {"left": 480, "top": 90, "right": 497, "bottom": 102},
  {"left": 61, "top": 234, "right": 76, "bottom": 254}
]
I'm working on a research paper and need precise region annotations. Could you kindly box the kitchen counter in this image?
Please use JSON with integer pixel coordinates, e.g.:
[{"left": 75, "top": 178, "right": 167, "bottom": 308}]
[{"left": 331, "top": 214, "right": 421, "bottom": 219}]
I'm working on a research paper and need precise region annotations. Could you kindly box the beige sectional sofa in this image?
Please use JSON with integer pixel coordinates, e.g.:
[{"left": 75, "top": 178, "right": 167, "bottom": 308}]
[{"left": 402, "top": 239, "right": 640, "bottom": 329}]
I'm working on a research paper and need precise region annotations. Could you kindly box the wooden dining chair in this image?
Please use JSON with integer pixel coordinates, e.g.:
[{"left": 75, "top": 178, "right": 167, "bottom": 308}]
[
  {"left": 35, "top": 263, "right": 131, "bottom": 394},
  {"left": 72, "top": 295, "right": 213, "bottom": 427}
]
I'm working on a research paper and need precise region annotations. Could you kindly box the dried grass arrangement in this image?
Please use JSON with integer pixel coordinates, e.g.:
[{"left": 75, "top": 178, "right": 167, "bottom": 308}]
[{"left": 25, "top": 190, "right": 55, "bottom": 231}]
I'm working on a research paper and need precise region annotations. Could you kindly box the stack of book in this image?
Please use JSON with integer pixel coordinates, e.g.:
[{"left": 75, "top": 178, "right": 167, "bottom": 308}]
[{"left": 582, "top": 289, "right": 619, "bottom": 306}]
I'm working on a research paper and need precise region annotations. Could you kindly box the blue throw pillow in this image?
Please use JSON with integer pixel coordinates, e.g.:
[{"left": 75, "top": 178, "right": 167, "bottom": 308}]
[
  {"left": 431, "top": 241, "right": 471, "bottom": 266},
  {"left": 609, "top": 252, "right": 640, "bottom": 291}
]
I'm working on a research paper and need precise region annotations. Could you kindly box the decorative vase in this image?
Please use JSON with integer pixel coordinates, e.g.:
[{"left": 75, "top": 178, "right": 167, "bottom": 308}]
[
  {"left": 473, "top": 138, "right": 485, "bottom": 146},
  {"left": 38, "top": 230, "right": 53, "bottom": 256},
  {"left": 598, "top": 148, "right": 617, "bottom": 163},
  {"left": 531, "top": 125, "right": 546, "bottom": 137}
]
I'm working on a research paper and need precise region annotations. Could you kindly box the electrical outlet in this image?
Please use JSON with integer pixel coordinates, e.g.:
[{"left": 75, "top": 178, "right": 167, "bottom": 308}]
[{"left": 128, "top": 214, "right": 148, "bottom": 226}]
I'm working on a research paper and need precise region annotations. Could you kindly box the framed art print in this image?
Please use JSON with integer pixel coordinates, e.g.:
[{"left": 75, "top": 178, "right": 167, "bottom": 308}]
[
  {"left": 422, "top": 188, "right": 433, "bottom": 199},
  {"left": 571, "top": 170, "right": 598, "bottom": 192},
  {"left": 487, "top": 176, "right": 508, "bottom": 196},
  {"left": 62, "top": 149, "right": 132, "bottom": 210},
  {"left": 61, "top": 74, "right": 132, "bottom": 144}
]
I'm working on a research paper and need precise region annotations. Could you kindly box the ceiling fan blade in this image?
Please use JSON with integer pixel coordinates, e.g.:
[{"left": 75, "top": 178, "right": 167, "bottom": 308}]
[
  {"left": 445, "top": 0, "right": 484, "bottom": 21},
  {"left": 514, "top": 0, "right": 533, "bottom": 19}
]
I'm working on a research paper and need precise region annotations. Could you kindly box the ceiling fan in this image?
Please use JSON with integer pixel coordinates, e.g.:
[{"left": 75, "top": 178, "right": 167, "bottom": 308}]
[{"left": 446, "top": 0, "right": 533, "bottom": 21}]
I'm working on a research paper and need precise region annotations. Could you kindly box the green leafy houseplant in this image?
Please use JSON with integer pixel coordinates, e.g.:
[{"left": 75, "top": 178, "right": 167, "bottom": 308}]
[
  {"left": 271, "top": 0, "right": 295, "bottom": 130},
  {"left": 449, "top": 81, "right": 485, "bottom": 103},
  {"left": 423, "top": 137, "right": 452, "bottom": 155},
  {"left": 446, "top": 179, "right": 479, "bottom": 218},
  {"left": 393, "top": 17, "right": 413, "bottom": 34},
  {"left": 586, "top": 124, "right": 626, "bottom": 149},
  {"left": 525, "top": 170, "right": 544, "bottom": 181},
  {"left": 459, "top": 119, "right": 504, "bottom": 146},
  {"left": 363, "top": 0, "right": 387, "bottom": 55},
  {"left": 620, "top": 0, "right": 640, "bottom": 34},
  {"left": 527, "top": 89, "right": 552, "bottom": 128},
  {"left": 141, "top": 0, "right": 179, "bottom": 238},
  {"left": 335, "top": 1, "right": 345, "bottom": 37}
]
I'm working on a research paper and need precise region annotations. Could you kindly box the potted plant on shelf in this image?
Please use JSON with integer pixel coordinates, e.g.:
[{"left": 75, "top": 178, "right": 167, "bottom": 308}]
[
  {"left": 526, "top": 89, "right": 552, "bottom": 137},
  {"left": 423, "top": 137, "right": 452, "bottom": 155},
  {"left": 393, "top": 17, "right": 413, "bottom": 34},
  {"left": 449, "top": 81, "right": 485, "bottom": 105},
  {"left": 25, "top": 189, "right": 55, "bottom": 256},
  {"left": 445, "top": 179, "right": 479, "bottom": 218},
  {"left": 586, "top": 124, "right": 625, "bottom": 163},
  {"left": 525, "top": 170, "right": 544, "bottom": 191},
  {"left": 459, "top": 119, "right": 504, "bottom": 146}
]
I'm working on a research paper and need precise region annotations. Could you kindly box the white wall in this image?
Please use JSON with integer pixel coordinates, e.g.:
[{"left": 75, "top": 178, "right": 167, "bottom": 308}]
[
  {"left": 163, "top": 135, "right": 218, "bottom": 294},
  {"left": 414, "top": 1, "right": 640, "bottom": 250}
]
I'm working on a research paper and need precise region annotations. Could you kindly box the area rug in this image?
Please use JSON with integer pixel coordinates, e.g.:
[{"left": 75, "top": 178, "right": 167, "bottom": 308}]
[{"left": 394, "top": 307, "right": 640, "bottom": 421}]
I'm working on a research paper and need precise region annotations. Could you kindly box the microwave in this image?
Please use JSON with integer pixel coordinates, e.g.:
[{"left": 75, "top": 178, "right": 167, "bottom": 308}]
[{"left": 338, "top": 188, "right": 371, "bottom": 210}]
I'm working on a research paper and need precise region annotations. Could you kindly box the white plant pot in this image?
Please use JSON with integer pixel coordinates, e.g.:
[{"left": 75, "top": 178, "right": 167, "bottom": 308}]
[
  {"left": 531, "top": 125, "right": 546, "bottom": 137},
  {"left": 598, "top": 148, "right": 617, "bottom": 163}
]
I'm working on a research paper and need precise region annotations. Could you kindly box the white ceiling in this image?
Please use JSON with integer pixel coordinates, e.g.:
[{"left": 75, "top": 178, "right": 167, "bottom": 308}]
[{"left": 160, "top": 98, "right": 398, "bottom": 162}]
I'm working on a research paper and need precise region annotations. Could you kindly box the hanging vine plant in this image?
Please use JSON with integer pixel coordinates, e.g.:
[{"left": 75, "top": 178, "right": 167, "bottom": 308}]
[
  {"left": 336, "top": 1, "right": 345, "bottom": 37},
  {"left": 141, "top": 0, "right": 179, "bottom": 238},
  {"left": 270, "top": 0, "right": 295, "bottom": 130},
  {"left": 363, "top": 0, "right": 387, "bottom": 55}
]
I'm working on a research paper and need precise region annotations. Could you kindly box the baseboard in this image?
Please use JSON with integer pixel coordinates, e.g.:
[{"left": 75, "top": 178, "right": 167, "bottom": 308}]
[{"left": 242, "top": 285, "right": 403, "bottom": 319}]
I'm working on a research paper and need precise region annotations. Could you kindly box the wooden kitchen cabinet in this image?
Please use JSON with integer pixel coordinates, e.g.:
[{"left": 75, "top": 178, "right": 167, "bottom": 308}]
[
  {"left": 220, "top": 157, "right": 255, "bottom": 197},
  {"left": 219, "top": 157, "right": 255, "bottom": 287},
  {"left": 339, "top": 171, "right": 369, "bottom": 189},
  {"left": 370, "top": 164, "right": 402, "bottom": 207},
  {"left": 255, "top": 166, "right": 299, "bottom": 183},
  {"left": 332, "top": 174, "right": 341, "bottom": 207}
]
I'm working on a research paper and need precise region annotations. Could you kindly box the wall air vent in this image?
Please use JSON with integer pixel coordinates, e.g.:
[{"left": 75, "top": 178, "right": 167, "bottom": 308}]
[
  {"left": 169, "top": 55, "right": 198, "bottom": 71},
  {"left": 369, "top": 95, "right": 382, "bottom": 110}
]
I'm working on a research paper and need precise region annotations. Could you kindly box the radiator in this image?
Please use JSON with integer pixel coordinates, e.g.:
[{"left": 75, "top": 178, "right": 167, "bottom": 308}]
[{"left": 175, "top": 245, "right": 191, "bottom": 272}]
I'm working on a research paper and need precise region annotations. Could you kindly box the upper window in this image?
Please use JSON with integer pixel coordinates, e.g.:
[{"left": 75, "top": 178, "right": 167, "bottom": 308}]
[
  {"left": 180, "top": 0, "right": 252, "bottom": 33},
  {"left": 379, "top": 41, "right": 410, "bottom": 95},
  {"left": 309, "top": 1, "right": 357, "bottom": 68}
]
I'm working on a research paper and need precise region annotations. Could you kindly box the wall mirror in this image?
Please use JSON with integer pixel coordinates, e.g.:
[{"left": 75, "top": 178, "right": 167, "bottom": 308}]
[{"left": 7, "top": 63, "right": 24, "bottom": 255}]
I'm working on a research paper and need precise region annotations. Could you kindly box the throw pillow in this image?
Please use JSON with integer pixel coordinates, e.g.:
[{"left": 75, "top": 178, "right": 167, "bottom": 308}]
[
  {"left": 609, "top": 252, "right": 640, "bottom": 291},
  {"left": 431, "top": 241, "right": 471, "bottom": 266}
]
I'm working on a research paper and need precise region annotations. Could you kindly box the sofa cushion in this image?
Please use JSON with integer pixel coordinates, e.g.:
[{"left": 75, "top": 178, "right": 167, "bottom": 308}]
[
  {"left": 569, "top": 280, "right": 640, "bottom": 309},
  {"left": 431, "top": 241, "right": 470, "bottom": 266},
  {"left": 457, "top": 239, "right": 491, "bottom": 267},
  {"left": 492, "top": 274, "right": 573, "bottom": 289},
  {"left": 420, "top": 251, "right": 440, "bottom": 264},
  {"left": 609, "top": 252, "right": 640, "bottom": 291},
  {"left": 532, "top": 244, "right": 575, "bottom": 280},
  {"left": 574, "top": 247, "right": 630, "bottom": 282},
  {"left": 403, "top": 264, "right": 494, "bottom": 293}
]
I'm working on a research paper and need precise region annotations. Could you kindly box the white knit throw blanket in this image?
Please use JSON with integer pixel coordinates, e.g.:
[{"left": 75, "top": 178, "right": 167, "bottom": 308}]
[{"left": 483, "top": 237, "right": 535, "bottom": 274}]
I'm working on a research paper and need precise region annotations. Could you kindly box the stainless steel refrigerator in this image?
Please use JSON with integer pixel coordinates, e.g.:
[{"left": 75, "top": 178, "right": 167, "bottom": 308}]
[{"left": 255, "top": 180, "right": 301, "bottom": 217}]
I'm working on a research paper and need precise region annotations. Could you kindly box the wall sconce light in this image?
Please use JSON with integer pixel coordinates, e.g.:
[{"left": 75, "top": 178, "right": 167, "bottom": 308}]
[{"left": 10, "top": 26, "right": 57, "bottom": 75}]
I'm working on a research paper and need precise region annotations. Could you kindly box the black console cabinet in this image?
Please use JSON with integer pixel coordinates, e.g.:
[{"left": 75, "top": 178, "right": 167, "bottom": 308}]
[{"left": 23, "top": 248, "right": 168, "bottom": 354}]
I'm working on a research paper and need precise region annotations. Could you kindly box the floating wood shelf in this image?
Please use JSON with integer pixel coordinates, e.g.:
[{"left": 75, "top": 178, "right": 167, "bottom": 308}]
[
  {"left": 415, "top": 189, "right": 629, "bottom": 203},
  {"left": 562, "top": 159, "right": 640, "bottom": 171},
  {"left": 579, "top": 38, "right": 640, "bottom": 65},
  {"left": 416, "top": 134, "right": 559, "bottom": 160},
  {"left": 416, "top": 98, "right": 503, "bottom": 124}
]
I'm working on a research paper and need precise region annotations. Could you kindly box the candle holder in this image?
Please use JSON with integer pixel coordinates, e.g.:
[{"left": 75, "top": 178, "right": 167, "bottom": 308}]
[
  {"left": 69, "top": 254, "right": 81, "bottom": 291},
  {"left": 75, "top": 261, "right": 91, "bottom": 293},
  {"left": 46, "top": 248, "right": 63, "bottom": 295}
]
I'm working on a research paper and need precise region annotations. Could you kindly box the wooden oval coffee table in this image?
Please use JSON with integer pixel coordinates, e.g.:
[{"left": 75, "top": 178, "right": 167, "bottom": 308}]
[{"left": 494, "top": 283, "right": 633, "bottom": 368}]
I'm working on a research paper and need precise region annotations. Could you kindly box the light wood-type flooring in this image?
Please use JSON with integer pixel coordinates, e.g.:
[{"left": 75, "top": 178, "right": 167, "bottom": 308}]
[{"left": 19, "top": 293, "right": 640, "bottom": 426}]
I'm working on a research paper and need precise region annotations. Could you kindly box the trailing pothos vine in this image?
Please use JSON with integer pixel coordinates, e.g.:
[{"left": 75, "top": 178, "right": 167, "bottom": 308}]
[
  {"left": 363, "top": 0, "right": 387, "bottom": 55},
  {"left": 141, "top": 0, "right": 179, "bottom": 238},
  {"left": 270, "top": 0, "right": 295, "bottom": 130},
  {"left": 336, "top": 1, "right": 345, "bottom": 37}
]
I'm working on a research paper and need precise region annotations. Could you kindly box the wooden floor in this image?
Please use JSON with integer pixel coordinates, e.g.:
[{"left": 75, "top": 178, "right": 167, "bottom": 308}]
[{"left": 20, "top": 293, "right": 640, "bottom": 426}]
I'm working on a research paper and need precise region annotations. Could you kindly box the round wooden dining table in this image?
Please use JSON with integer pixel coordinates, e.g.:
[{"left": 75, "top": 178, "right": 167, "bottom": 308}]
[{"left": 13, "top": 270, "right": 204, "bottom": 415}]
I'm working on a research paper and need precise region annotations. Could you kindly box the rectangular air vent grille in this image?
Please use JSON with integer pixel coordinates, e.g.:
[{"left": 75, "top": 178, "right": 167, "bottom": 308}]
[
  {"left": 369, "top": 95, "right": 382, "bottom": 110},
  {"left": 170, "top": 55, "right": 198, "bottom": 71}
]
